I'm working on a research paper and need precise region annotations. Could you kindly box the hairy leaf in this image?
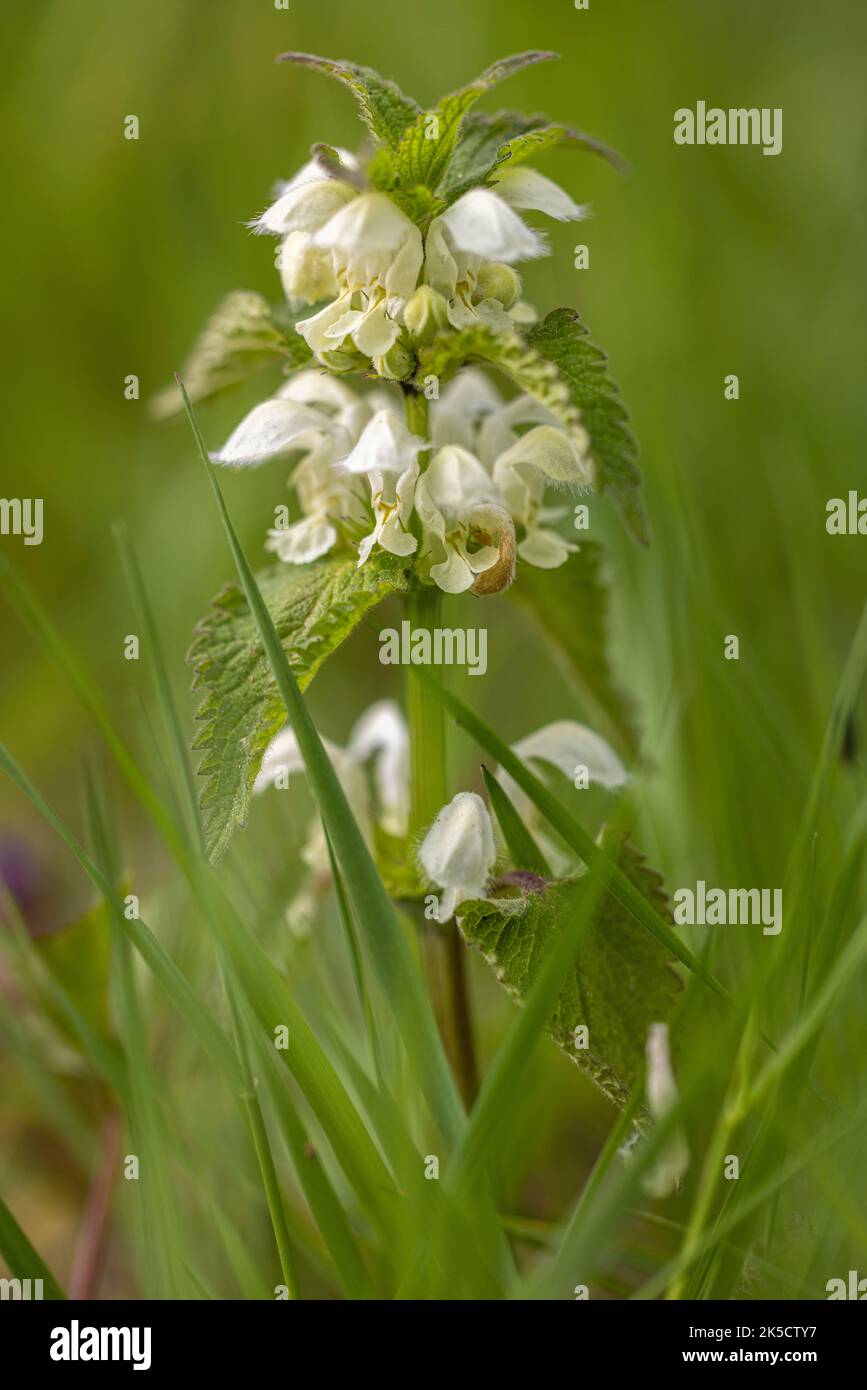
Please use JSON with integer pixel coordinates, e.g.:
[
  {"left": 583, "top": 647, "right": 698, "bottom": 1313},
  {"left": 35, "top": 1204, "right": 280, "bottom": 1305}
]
[
  {"left": 439, "top": 109, "right": 621, "bottom": 203},
  {"left": 527, "top": 309, "right": 647, "bottom": 545},
  {"left": 458, "top": 830, "right": 681, "bottom": 1107},
  {"left": 508, "top": 542, "right": 639, "bottom": 758},
  {"left": 190, "top": 551, "right": 413, "bottom": 862},
  {"left": 395, "top": 51, "right": 557, "bottom": 193},
  {"left": 277, "top": 52, "right": 420, "bottom": 149},
  {"left": 150, "top": 291, "right": 312, "bottom": 420}
]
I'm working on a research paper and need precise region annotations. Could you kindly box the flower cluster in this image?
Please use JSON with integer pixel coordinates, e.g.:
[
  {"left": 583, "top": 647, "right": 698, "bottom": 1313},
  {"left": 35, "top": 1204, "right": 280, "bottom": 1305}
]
[
  {"left": 212, "top": 369, "right": 589, "bottom": 593},
  {"left": 251, "top": 151, "right": 586, "bottom": 375}
]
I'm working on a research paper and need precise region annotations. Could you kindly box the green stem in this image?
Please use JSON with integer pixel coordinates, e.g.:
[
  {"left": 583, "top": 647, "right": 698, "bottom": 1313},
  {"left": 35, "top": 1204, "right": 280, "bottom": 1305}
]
[{"left": 404, "top": 390, "right": 479, "bottom": 1107}]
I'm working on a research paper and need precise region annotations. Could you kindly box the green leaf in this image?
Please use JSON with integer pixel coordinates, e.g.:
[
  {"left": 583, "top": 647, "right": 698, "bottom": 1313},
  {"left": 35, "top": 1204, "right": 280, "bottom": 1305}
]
[
  {"left": 35, "top": 899, "right": 112, "bottom": 1043},
  {"left": 507, "top": 542, "right": 639, "bottom": 758},
  {"left": 150, "top": 291, "right": 312, "bottom": 420},
  {"left": 277, "top": 52, "right": 420, "bottom": 149},
  {"left": 0, "top": 1194, "right": 66, "bottom": 1300},
  {"left": 481, "top": 765, "right": 551, "bottom": 877},
  {"left": 394, "top": 51, "right": 557, "bottom": 193},
  {"left": 526, "top": 309, "right": 648, "bottom": 546},
  {"left": 439, "top": 109, "right": 622, "bottom": 203},
  {"left": 190, "top": 551, "right": 413, "bottom": 863},
  {"left": 411, "top": 667, "right": 733, "bottom": 1007},
  {"left": 458, "top": 830, "right": 681, "bottom": 1107},
  {"left": 495, "top": 122, "right": 625, "bottom": 175}
]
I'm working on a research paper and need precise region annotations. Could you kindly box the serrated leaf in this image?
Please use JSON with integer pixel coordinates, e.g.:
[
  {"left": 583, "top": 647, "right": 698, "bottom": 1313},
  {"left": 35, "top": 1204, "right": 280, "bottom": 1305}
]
[
  {"left": 150, "top": 291, "right": 312, "bottom": 420},
  {"left": 395, "top": 51, "right": 557, "bottom": 193},
  {"left": 508, "top": 542, "right": 639, "bottom": 758},
  {"left": 458, "top": 830, "right": 681, "bottom": 1107},
  {"left": 439, "top": 108, "right": 621, "bottom": 203},
  {"left": 190, "top": 551, "right": 413, "bottom": 862},
  {"left": 495, "top": 121, "right": 625, "bottom": 174},
  {"left": 35, "top": 898, "right": 112, "bottom": 1044},
  {"left": 526, "top": 309, "right": 647, "bottom": 545},
  {"left": 278, "top": 52, "right": 420, "bottom": 149}
]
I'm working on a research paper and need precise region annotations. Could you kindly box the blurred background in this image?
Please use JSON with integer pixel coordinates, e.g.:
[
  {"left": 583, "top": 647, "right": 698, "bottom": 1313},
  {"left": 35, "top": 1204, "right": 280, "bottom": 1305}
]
[{"left": 2, "top": 0, "right": 866, "bottom": 1297}]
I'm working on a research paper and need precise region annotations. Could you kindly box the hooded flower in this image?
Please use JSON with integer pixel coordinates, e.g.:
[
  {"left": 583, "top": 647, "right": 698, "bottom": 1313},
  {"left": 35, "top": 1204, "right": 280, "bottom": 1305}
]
[
  {"left": 294, "top": 192, "right": 424, "bottom": 363},
  {"left": 252, "top": 153, "right": 361, "bottom": 307},
  {"left": 496, "top": 720, "right": 629, "bottom": 874},
  {"left": 414, "top": 445, "right": 516, "bottom": 594},
  {"left": 422, "top": 172, "right": 587, "bottom": 333},
  {"left": 336, "top": 407, "right": 422, "bottom": 565},
  {"left": 211, "top": 371, "right": 373, "bottom": 563},
  {"left": 417, "top": 791, "right": 497, "bottom": 923},
  {"left": 431, "top": 372, "right": 591, "bottom": 569}
]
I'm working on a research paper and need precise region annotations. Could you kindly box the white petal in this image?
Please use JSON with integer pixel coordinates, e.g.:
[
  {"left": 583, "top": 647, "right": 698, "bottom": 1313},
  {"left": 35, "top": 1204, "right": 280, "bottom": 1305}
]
[
  {"left": 278, "top": 232, "right": 339, "bottom": 304},
  {"left": 348, "top": 700, "right": 410, "bottom": 836},
  {"left": 495, "top": 424, "right": 591, "bottom": 485},
  {"left": 211, "top": 400, "right": 335, "bottom": 467},
  {"left": 493, "top": 167, "right": 589, "bottom": 222},
  {"left": 422, "top": 445, "right": 503, "bottom": 513},
  {"left": 313, "top": 192, "right": 417, "bottom": 255},
  {"left": 642, "top": 1024, "right": 690, "bottom": 1199},
  {"left": 254, "top": 727, "right": 305, "bottom": 791},
  {"left": 437, "top": 368, "right": 503, "bottom": 422},
  {"left": 418, "top": 791, "right": 496, "bottom": 900},
  {"left": 512, "top": 720, "right": 628, "bottom": 790},
  {"left": 441, "top": 189, "right": 548, "bottom": 263},
  {"left": 276, "top": 370, "right": 361, "bottom": 414},
  {"left": 518, "top": 527, "right": 576, "bottom": 568},
  {"left": 352, "top": 299, "right": 401, "bottom": 358},
  {"left": 295, "top": 294, "right": 355, "bottom": 353},
  {"left": 253, "top": 179, "right": 357, "bottom": 236},
  {"left": 266, "top": 515, "right": 338, "bottom": 564},
  {"left": 338, "top": 409, "right": 421, "bottom": 475}
]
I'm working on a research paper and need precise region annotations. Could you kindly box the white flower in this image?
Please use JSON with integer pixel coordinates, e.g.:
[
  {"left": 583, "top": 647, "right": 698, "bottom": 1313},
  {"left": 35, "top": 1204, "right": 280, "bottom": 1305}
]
[
  {"left": 497, "top": 720, "right": 628, "bottom": 873},
  {"left": 250, "top": 150, "right": 360, "bottom": 233},
  {"left": 337, "top": 408, "right": 422, "bottom": 476},
  {"left": 296, "top": 192, "right": 424, "bottom": 361},
  {"left": 431, "top": 380, "right": 591, "bottom": 570},
  {"left": 437, "top": 188, "right": 549, "bottom": 263},
  {"left": 347, "top": 700, "right": 410, "bottom": 837},
  {"left": 414, "top": 445, "right": 515, "bottom": 594},
  {"left": 251, "top": 155, "right": 360, "bottom": 308},
  {"left": 255, "top": 702, "right": 411, "bottom": 890},
  {"left": 418, "top": 791, "right": 497, "bottom": 922},
  {"left": 212, "top": 372, "right": 377, "bottom": 563},
  {"left": 642, "top": 1023, "right": 690, "bottom": 1199}
]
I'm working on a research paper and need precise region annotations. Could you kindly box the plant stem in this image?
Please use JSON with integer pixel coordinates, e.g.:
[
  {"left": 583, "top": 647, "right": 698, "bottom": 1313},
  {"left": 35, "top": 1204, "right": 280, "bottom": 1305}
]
[{"left": 403, "top": 388, "right": 479, "bottom": 1106}]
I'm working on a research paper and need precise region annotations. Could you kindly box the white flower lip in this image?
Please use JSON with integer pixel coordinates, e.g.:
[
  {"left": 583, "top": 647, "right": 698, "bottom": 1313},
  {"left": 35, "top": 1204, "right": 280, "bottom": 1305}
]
[{"left": 418, "top": 791, "right": 497, "bottom": 923}]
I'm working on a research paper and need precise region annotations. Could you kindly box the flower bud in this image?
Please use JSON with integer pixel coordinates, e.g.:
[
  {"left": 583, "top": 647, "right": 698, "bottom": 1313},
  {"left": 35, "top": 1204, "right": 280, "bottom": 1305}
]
[
  {"left": 373, "top": 338, "right": 415, "bottom": 382},
  {"left": 418, "top": 791, "right": 496, "bottom": 922},
  {"left": 403, "top": 285, "right": 450, "bottom": 347},
  {"left": 473, "top": 262, "right": 522, "bottom": 310},
  {"left": 317, "top": 345, "right": 369, "bottom": 374}
]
